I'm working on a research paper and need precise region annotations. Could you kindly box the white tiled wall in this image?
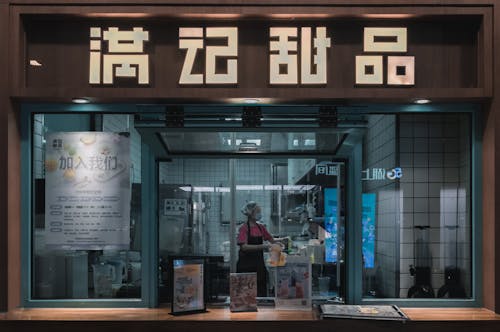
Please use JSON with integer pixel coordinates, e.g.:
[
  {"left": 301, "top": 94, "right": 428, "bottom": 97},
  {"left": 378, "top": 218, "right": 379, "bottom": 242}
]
[
  {"left": 159, "top": 158, "right": 289, "bottom": 257},
  {"left": 102, "top": 114, "right": 142, "bottom": 183},
  {"left": 398, "top": 114, "right": 471, "bottom": 298},
  {"left": 33, "top": 114, "right": 45, "bottom": 179}
]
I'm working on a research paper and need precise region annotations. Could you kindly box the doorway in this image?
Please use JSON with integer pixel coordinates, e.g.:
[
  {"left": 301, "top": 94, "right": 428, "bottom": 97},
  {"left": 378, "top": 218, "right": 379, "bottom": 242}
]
[
  {"left": 156, "top": 157, "right": 346, "bottom": 304},
  {"left": 133, "top": 105, "right": 363, "bottom": 305}
]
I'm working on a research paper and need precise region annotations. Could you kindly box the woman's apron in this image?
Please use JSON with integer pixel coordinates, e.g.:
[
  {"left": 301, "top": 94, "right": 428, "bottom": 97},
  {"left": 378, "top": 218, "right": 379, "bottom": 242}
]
[{"left": 237, "top": 222, "right": 268, "bottom": 297}]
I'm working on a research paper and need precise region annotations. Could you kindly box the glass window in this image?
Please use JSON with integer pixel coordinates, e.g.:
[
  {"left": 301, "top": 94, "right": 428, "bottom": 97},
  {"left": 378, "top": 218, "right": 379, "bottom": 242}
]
[
  {"left": 361, "top": 113, "right": 472, "bottom": 299},
  {"left": 158, "top": 157, "right": 346, "bottom": 303},
  {"left": 32, "top": 113, "right": 142, "bottom": 300}
]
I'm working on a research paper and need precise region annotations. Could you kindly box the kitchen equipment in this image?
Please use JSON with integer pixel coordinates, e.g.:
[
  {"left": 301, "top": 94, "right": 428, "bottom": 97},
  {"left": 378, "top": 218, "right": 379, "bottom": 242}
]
[
  {"left": 65, "top": 252, "right": 88, "bottom": 298},
  {"left": 92, "top": 263, "right": 116, "bottom": 298},
  {"left": 437, "top": 225, "right": 466, "bottom": 298},
  {"left": 129, "top": 262, "right": 142, "bottom": 285},
  {"left": 407, "top": 226, "right": 435, "bottom": 298},
  {"left": 318, "top": 276, "right": 331, "bottom": 296},
  {"left": 107, "top": 259, "right": 127, "bottom": 284}
]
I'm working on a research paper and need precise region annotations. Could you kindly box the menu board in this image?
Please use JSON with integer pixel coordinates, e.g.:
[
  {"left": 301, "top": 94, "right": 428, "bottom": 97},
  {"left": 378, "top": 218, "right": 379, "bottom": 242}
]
[
  {"left": 171, "top": 258, "right": 205, "bottom": 315},
  {"left": 44, "top": 132, "right": 131, "bottom": 250},
  {"left": 275, "top": 255, "right": 311, "bottom": 310},
  {"left": 230, "top": 273, "right": 257, "bottom": 312}
]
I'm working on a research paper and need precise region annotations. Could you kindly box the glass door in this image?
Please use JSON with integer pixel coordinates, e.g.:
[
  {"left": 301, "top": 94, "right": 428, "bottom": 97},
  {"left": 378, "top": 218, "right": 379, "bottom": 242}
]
[
  {"left": 232, "top": 159, "right": 346, "bottom": 301},
  {"left": 156, "top": 157, "right": 346, "bottom": 304}
]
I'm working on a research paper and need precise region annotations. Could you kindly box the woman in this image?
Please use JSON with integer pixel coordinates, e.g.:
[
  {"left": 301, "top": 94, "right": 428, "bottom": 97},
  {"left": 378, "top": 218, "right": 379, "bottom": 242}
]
[{"left": 237, "top": 201, "right": 278, "bottom": 297}]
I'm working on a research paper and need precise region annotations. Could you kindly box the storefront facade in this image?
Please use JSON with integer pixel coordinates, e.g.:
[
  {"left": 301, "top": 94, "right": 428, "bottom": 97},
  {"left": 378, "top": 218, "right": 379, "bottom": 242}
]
[{"left": 1, "top": 0, "right": 500, "bottom": 329}]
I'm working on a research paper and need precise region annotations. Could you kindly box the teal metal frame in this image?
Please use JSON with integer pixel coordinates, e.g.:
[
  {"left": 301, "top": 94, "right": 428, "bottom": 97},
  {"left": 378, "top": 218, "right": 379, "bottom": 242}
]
[
  {"left": 355, "top": 104, "right": 483, "bottom": 307},
  {"left": 20, "top": 102, "right": 483, "bottom": 308},
  {"left": 20, "top": 103, "right": 157, "bottom": 308}
]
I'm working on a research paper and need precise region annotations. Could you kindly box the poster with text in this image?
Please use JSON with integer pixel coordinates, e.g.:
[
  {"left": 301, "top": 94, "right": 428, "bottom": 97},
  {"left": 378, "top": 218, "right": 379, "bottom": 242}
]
[{"left": 44, "top": 132, "right": 131, "bottom": 250}]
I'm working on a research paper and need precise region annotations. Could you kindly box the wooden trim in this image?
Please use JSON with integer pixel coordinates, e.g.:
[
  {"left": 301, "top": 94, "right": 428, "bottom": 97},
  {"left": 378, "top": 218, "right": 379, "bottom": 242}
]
[
  {"left": 478, "top": 8, "right": 493, "bottom": 95},
  {"left": 484, "top": 3, "right": 500, "bottom": 314},
  {"left": 12, "top": 88, "right": 490, "bottom": 103},
  {"left": 9, "top": 5, "right": 492, "bottom": 100},
  {"left": 0, "top": 1, "right": 9, "bottom": 314},
  {"left": 9, "top": 4, "right": 493, "bottom": 16},
  {"left": 10, "top": 5, "right": 22, "bottom": 93},
  {"left": 7, "top": 5, "right": 22, "bottom": 311},
  {"left": 496, "top": 3, "right": 500, "bottom": 312},
  {"left": 2, "top": 0, "right": 499, "bottom": 6},
  {"left": 1, "top": 307, "right": 499, "bottom": 321},
  {"left": 2, "top": 0, "right": 498, "bottom": 314}
]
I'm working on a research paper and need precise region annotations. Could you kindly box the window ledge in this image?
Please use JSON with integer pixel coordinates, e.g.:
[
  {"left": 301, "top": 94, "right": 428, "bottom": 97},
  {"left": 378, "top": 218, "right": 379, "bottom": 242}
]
[{"left": 0, "top": 307, "right": 499, "bottom": 321}]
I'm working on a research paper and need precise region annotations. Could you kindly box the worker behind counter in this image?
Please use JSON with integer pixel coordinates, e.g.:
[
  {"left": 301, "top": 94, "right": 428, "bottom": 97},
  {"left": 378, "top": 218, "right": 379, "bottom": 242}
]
[{"left": 236, "top": 201, "right": 283, "bottom": 297}]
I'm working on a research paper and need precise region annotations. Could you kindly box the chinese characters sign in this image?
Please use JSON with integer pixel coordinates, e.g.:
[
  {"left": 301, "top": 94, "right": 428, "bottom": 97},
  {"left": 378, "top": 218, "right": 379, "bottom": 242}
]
[
  {"left": 179, "top": 27, "right": 238, "bottom": 84},
  {"left": 362, "top": 167, "right": 403, "bottom": 181},
  {"left": 315, "top": 162, "right": 339, "bottom": 176},
  {"left": 355, "top": 28, "right": 414, "bottom": 85},
  {"left": 88, "top": 26, "right": 412, "bottom": 87},
  {"left": 89, "top": 27, "right": 149, "bottom": 84},
  {"left": 270, "top": 27, "right": 331, "bottom": 84},
  {"left": 44, "top": 132, "right": 131, "bottom": 250}
]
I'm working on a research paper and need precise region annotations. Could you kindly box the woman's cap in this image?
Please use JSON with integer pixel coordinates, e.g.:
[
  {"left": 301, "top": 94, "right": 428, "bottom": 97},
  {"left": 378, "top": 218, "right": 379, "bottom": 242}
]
[{"left": 241, "top": 201, "right": 258, "bottom": 216}]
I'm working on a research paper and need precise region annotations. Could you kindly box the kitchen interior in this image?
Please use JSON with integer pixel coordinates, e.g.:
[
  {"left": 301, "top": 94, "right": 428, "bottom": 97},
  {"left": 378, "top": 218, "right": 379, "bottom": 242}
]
[{"left": 157, "top": 131, "right": 346, "bottom": 304}]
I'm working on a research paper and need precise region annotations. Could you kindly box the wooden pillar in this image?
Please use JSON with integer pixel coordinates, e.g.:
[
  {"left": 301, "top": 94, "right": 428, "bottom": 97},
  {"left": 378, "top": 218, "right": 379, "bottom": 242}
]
[
  {"left": 0, "top": 1, "right": 9, "bottom": 313},
  {"left": 484, "top": 3, "right": 500, "bottom": 314}
]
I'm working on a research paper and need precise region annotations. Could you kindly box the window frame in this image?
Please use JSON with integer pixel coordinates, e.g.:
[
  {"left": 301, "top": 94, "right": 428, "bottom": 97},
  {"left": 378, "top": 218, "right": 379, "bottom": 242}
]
[{"left": 20, "top": 103, "right": 482, "bottom": 308}]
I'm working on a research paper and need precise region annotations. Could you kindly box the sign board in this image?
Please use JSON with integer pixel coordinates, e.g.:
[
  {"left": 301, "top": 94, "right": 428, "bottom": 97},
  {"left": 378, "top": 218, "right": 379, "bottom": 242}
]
[
  {"left": 87, "top": 26, "right": 412, "bottom": 87},
  {"left": 170, "top": 257, "right": 206, "bottom": 315},
  {"left": 25, "top": 17, "right": 481, "bottom": 95},
  {"left": 274, "top": 255, "right": 311, "bottom": 310},
  {"left": 44, "top": 132, "right": 130, "bottom": 250}
]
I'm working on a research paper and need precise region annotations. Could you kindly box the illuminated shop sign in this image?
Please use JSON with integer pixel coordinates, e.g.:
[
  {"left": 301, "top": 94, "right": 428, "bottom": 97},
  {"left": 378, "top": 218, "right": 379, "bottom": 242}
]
[
  {"left": 362, "top": 167, "right": 403, "bottom": 181},
  {"left": 88, "top": 26, "right": 414, "bottom": 87},
  {"left": 356, "top": 28, "right": 414, "bottom": 85}
]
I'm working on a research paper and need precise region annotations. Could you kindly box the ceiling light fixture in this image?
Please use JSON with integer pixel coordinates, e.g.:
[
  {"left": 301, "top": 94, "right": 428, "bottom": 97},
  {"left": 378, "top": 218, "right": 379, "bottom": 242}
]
[
  {"left": 72, "top": 97, "right": 90, "bottom": 104},
  {"left": 414, "top": 99, "right": 431, "bottom": 105},
  {"left": 244, "top": 98, "right": 260, "bottom": 104},
  {"left": 29, "top": 60, "right": 42, "bottom": 67}
]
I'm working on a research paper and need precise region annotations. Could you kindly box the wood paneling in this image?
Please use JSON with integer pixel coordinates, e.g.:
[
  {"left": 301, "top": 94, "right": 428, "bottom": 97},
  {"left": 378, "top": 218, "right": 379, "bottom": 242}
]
[
  {"left": 3, "top": 0, "right": 500, "bottom": 5},
  {"left": 19, "top": 15, "right": 484, "bottom": 102},
  {"left": 0, "top": 1, "right": 9, "bottom": 314},
  {"left": 0, "top": 0, "right": 499, "bottom": 317},
  {"left": 7, "top": 103, "right": 21, "bottom": 311}
]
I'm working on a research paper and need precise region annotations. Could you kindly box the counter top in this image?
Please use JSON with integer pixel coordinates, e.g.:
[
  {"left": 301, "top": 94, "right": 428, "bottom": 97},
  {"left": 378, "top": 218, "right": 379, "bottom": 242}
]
[{"left": 1, "top": 307, "right": 499, "bottom": 321}]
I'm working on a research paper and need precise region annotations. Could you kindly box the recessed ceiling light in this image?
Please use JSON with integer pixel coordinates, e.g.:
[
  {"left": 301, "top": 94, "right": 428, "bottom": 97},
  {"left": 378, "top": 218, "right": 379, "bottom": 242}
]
[
  {"left": 72, "top": 97, "right": 90, "bottom": 104},
  {"left": 244, "top": 98, "right": 260, "bottom": 104},
  {"left": 414, "top": 99, "right": 431, "bottom": 104}
]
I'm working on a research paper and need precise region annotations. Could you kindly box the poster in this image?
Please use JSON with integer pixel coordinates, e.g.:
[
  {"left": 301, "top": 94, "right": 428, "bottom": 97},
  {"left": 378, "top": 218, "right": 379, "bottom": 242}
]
[
  {"left": 362, "top": 193, "right": 376, "bottom": 268},
  {"left": 172, "top": 258, "right": 205, "bottom": 315},
  {"left": 275, "top": 256, "right": 311, "bottom": 310},
  {"left": 324, "top": 188, "right": 338, "bottom": 263},
  {"left": 230, "top": 273, "right": 257, "bottom": 312},
  {"left": 44, "top": 132, "right": 131, "bottom": 250}
]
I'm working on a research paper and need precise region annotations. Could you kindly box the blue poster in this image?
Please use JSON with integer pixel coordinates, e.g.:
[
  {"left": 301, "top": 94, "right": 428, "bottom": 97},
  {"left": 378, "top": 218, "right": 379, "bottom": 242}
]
[
  {"left": 324, "top": 188, "right": 337, "bottom": 263},
  {"left": 362, "top": 193, "right": 376, "bottom": 268}
]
